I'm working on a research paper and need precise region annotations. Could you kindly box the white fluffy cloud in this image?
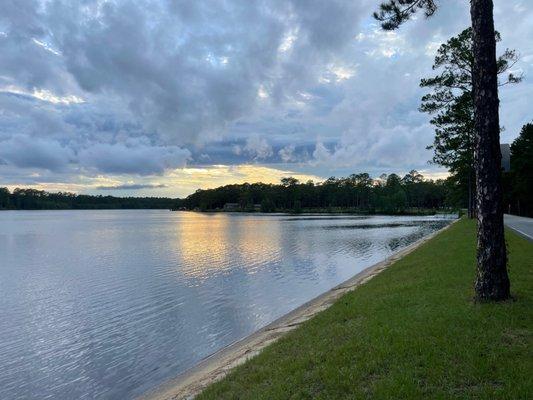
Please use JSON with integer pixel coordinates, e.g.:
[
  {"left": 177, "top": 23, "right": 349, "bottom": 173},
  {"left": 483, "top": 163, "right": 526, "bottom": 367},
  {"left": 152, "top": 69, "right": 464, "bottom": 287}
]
[{"left": 243, "top": 135, "right": 273, "bottom": 160}]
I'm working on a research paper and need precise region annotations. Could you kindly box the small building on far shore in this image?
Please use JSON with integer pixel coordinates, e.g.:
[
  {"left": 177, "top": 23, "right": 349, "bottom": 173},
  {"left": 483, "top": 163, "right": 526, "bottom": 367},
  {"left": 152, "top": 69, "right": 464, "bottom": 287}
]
[
  {"left": 223, "top": 203, "right": 240, "bottom": 211},
  {"left": 223, "top": 203, "right": 262, "bottom": 211}
]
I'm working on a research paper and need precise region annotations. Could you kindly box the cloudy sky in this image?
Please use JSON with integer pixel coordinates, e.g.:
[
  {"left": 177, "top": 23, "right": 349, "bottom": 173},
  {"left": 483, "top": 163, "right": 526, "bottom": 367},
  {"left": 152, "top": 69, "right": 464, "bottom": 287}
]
[{"left": 1, "top": 0, "right": 531, "bottom": 198}]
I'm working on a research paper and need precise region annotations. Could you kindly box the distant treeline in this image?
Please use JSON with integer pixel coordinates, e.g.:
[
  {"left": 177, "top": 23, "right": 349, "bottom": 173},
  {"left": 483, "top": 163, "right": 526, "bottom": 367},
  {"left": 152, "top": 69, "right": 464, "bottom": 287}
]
[
  {"left": 504, "top": 123, "right": 533, "bottom": 217},
  {"left": 0, "top": 188, "right": 177, "bottom": 210},
  {"left": 4, "top": 158, "right": 529, "bottom": 214},
  {"left": 180, "top": 171, "right": 453, "bottom": 214}
]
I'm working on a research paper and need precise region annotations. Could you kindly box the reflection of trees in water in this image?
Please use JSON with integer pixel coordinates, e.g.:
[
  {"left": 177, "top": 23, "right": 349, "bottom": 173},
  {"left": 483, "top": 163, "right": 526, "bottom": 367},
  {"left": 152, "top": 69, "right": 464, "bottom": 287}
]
[
  {"left": 386, "top": 222, "right": 448, "bottom": 251},
  {"left": 387, "top": 233, "right": 422, "bottom": 251},
  {"left": 387, "top": 237, "right": 405, "bottom": 251},
  {"left": 321, "top": 220, "right": 451, "bottom": 231},
  {"left": 323, "top": 223, "right": 416, "bottom": 230},
  {"left": 342, "top": 238, "right": 374, "bottom": 258},
  {"left": 283, "top": 216, "right": 368, "bottom": 222}
]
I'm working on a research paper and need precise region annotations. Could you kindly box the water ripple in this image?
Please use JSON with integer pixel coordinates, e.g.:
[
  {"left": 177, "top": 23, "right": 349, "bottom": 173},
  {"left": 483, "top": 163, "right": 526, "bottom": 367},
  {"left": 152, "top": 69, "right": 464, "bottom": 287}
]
[{"left": 0, "top": 211, "right": 454, "bottom": 399}]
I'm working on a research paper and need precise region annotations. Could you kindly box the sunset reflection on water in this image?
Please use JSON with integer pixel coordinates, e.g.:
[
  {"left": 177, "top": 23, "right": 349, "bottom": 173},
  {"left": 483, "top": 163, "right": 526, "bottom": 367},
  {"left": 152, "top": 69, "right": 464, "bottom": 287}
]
[{"left": 177, "top": 213, "right": 282, "bottom": 279}]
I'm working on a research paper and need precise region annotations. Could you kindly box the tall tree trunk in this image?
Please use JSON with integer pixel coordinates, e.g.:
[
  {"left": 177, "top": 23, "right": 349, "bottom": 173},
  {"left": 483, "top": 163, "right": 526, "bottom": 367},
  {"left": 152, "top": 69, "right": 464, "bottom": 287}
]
[
  {"left": 468, "top": 129, "right": 476, "bottom": 219},
  {"left": 470, "top": 0, "right": 510, "bottom": 301}
]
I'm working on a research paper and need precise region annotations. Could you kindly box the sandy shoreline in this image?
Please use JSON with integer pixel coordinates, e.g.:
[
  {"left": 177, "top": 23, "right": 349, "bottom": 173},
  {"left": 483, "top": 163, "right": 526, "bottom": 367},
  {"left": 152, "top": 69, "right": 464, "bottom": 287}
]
[{"left": 140, "top": 219, "right": 458, "bottom": 400}]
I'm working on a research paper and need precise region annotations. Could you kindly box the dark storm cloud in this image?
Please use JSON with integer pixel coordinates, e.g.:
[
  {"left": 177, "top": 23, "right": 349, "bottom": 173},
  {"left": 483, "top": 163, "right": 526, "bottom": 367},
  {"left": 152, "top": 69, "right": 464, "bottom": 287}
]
[
  {"left": 0, "top": 0, "right": 369, "bottom": 175},
  {"left": 78, "top": 142, "right": 190, "bottom": 175},
  {"left": 43, "top": 0, "right": 368, "bottom": 142},
  {"left": 0, "top": 135, "right": 74, "bottom": 171}
]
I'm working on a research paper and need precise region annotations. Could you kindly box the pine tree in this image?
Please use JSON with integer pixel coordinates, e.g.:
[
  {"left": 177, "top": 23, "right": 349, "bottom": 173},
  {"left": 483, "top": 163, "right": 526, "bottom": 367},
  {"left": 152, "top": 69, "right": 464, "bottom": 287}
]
[
  {"left": 510, "top": 123, "right": 533, "bottom": 217},
  {"left": 420, "top": 28, "right": 521, "bottom": 219},
  {"left": 374, "top": 0, "right": 512, "bottom": 301}
]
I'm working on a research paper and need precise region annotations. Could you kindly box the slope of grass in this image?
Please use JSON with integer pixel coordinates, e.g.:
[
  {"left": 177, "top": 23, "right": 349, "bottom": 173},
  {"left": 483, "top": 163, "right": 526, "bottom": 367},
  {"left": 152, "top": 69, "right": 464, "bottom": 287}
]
[{"left": 198, "top": 219, "right": 532, "bottom": 399}]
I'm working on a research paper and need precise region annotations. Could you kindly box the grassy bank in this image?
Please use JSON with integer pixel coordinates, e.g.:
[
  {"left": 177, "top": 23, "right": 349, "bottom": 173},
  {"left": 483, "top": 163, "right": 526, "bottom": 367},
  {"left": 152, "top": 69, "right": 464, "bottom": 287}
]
[{"left": 198, "top": 219, "right": 532, "bottom": 399}]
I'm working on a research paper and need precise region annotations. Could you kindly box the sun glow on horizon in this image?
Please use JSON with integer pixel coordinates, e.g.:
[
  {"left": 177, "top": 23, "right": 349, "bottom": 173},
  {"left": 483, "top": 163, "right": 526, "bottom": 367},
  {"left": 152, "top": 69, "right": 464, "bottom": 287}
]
[{"left": 5, "top": 165, "right": 324, "bottom": 198}]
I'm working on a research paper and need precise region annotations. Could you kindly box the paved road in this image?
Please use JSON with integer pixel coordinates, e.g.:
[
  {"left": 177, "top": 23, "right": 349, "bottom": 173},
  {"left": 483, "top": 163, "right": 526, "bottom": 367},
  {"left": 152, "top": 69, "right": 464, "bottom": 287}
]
[{"left": 504, "top": 214, "right": 533, "bottom": 242}]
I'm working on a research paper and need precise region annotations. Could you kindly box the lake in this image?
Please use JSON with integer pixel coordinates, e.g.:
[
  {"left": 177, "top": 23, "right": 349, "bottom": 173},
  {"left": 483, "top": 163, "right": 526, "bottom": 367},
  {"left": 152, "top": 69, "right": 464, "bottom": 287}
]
[{"left": 0, "top": 210, "right": 454, "bottom": 399}]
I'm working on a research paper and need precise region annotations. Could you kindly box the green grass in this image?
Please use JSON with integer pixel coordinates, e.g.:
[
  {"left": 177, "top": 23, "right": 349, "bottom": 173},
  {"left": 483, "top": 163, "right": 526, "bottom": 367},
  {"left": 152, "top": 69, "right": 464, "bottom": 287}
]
[{"left": 198, "top": 219, "right": 533, "bottom": 399}]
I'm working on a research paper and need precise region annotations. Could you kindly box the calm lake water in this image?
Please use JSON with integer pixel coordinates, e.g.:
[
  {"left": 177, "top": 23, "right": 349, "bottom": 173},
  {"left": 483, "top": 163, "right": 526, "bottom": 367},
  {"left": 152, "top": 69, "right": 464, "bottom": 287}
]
[{"left": 0, "top": 210, "right": 454, "bottom": 399}]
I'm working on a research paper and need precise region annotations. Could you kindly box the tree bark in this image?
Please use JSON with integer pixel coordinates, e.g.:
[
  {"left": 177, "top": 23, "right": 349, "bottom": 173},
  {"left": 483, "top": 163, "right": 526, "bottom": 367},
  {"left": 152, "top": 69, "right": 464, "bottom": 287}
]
[
  {"left": 470, "top": 0, "right": 510, "bottom": 301},
  {"left": 468, "top": 129, "right": 476, "bottom": 219}
]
